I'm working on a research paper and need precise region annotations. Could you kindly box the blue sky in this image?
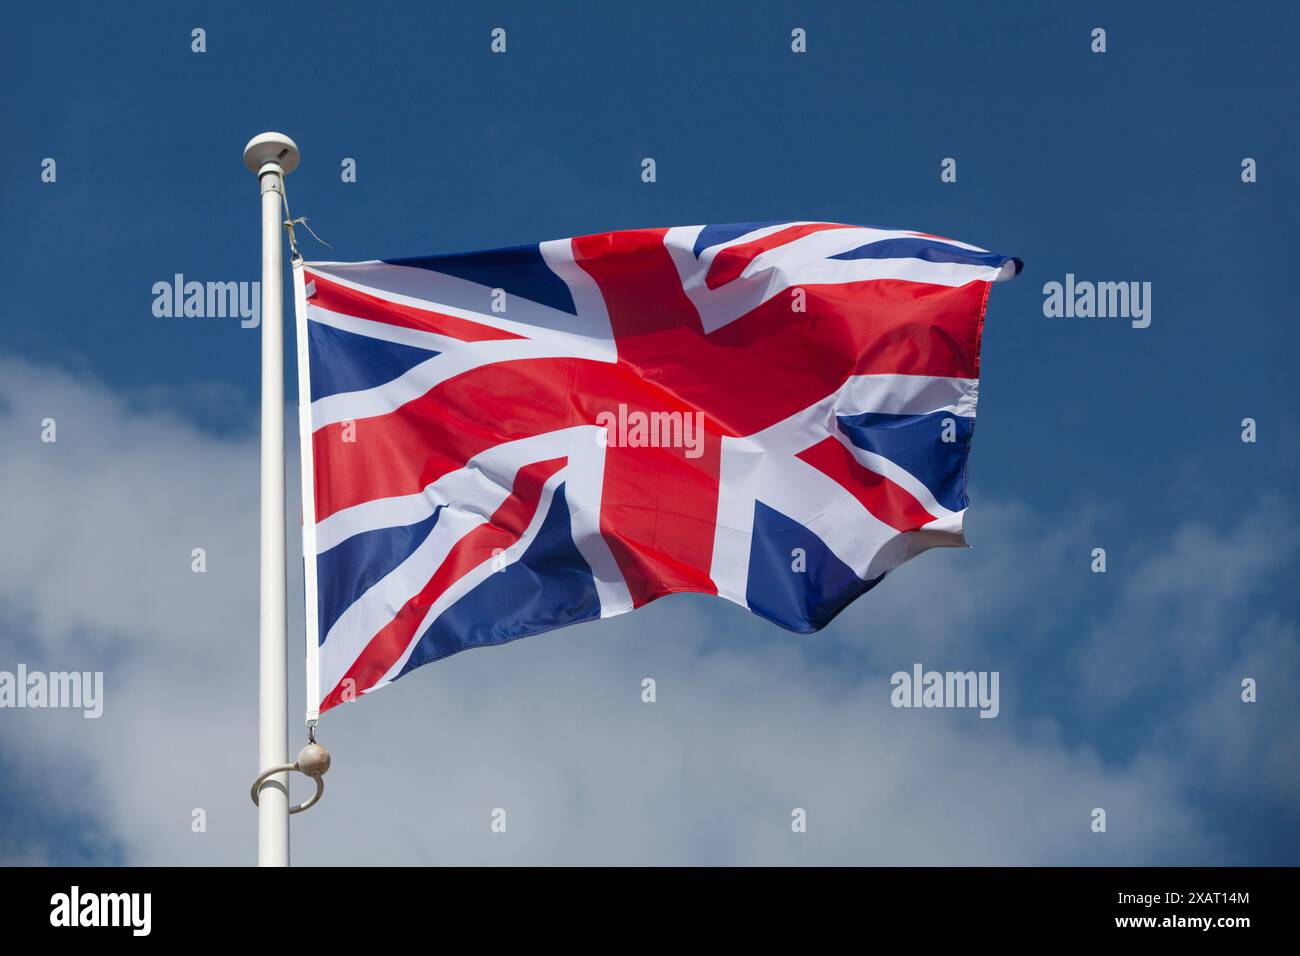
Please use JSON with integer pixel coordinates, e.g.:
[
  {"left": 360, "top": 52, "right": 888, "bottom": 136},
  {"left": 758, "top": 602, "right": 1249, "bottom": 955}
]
[{"left": 1, "top": 1, "right": 1297, "bottom": 864}]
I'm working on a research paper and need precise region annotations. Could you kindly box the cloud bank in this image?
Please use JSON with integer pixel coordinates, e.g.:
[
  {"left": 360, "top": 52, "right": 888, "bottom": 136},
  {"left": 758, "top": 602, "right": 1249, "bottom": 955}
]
[{"left": 0, "top": 358, "right": 1294, "bottom": 865}]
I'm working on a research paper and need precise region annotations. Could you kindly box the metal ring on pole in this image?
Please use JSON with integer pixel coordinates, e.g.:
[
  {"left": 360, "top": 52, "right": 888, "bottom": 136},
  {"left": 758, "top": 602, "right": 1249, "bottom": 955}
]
[{"left": 250, "top": 742, "right": 331, "bottom": 815}]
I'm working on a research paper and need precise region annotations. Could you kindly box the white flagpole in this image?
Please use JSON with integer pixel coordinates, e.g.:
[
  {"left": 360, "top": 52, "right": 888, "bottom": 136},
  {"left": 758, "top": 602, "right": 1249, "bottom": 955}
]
[{"left": 243, "top": 132, "right": 300, "bottom": 867}]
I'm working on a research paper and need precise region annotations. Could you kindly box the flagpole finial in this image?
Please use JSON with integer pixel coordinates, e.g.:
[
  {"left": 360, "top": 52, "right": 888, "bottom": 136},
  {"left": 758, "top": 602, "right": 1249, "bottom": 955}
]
[{"left": 243, "top": 131, "right": 300, "bottom": 176}]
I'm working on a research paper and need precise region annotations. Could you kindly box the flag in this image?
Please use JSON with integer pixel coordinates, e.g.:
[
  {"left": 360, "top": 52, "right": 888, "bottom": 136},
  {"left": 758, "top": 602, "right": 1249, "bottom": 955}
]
[{"left": 295, "top": 221, "right": 1020, "bottom": 716}]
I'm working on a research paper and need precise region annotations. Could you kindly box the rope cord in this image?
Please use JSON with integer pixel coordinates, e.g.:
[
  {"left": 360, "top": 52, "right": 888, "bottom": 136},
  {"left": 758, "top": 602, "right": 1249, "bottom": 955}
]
[{"left": 280, "top": 189, "right": 332, "bottom": 263}]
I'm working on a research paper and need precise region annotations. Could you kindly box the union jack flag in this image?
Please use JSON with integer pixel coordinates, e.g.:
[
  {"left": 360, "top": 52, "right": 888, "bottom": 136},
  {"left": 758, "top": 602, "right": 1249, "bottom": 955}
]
[{"left": 293, "top": 222, "right": 1020, "bottom": 718}]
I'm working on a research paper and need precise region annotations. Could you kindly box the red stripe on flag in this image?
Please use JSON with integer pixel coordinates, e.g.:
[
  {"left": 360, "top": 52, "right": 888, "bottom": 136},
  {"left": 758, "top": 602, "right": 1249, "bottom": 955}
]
[
  {"left": 598, "top": 433, "right": 722, "bottom": 604},
  {"left": 310, "top": 357, "right": 612, "bottom": 522},
  {"left": 572, "top": 228, "right": 707, "bottom": 368},
  {"left": 573, "top": 230, "right": 721, "bottom": 602},
  {"left": 319, "top": 456, "right": 566, "bottom": 713},
  {"left": 704, "top": 222, "right": 853, "bottom": 290},
  {"left": 605, "top": 277, "right": 992, "bottom": 438},
  {"left": 305, "top": 270, "right": 523, "bottom": 342},
  {"left": 796, "top": 436, "right": 936, "bottom": 533}
]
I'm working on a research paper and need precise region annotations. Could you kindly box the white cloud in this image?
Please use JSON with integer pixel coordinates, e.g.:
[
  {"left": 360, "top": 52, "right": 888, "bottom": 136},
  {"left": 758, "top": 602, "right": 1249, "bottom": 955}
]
[
  {"left": 1076, "top": 503, "right": 1299, "bottom": 706},
  {"left": 1070, "top": 500, "right": 1300, "bottom": 814},
  {"left": 0, "top": 358, "right": 1273, "bottom": 865}
]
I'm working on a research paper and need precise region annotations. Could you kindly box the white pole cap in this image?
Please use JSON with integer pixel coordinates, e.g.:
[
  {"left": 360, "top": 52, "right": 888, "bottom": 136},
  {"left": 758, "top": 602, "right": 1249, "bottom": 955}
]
[{"left": 243, "top": 132, "right": 300, "bottom": 175}]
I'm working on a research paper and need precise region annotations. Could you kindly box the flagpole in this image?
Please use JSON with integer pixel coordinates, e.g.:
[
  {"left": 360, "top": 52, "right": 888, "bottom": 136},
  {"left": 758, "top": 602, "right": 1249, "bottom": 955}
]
[{"left": 243, "top": 132, "right": 300, "bottom": 867}]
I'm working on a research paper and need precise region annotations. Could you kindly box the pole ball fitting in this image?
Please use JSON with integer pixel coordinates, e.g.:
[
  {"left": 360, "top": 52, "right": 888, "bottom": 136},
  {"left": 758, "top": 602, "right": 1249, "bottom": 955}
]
[{"left": 296, "top": 743, "right": 331, "bottom": 778}]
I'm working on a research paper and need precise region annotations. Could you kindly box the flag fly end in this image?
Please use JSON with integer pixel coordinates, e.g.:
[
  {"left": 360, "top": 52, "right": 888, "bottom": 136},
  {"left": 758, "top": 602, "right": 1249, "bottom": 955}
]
[{"left": 996, "top": 256, "right": 1023, "bottom": 282}]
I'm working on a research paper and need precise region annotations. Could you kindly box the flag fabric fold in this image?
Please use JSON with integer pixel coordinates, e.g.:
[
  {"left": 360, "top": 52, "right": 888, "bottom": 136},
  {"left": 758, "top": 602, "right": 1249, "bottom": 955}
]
[{"left": 295, "top": 221, "right": 1020, "bottom": 718}]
